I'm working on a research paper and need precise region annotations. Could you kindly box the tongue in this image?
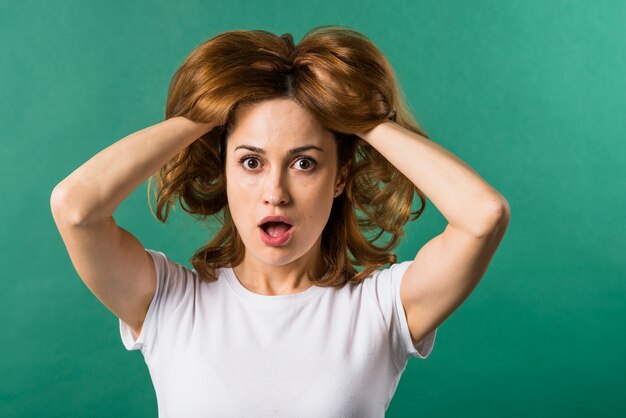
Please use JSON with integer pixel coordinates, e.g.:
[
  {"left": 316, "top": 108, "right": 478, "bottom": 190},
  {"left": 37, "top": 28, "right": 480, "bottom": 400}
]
[{"left": 265, "top": 222, "right": 291, "bottom": 237}]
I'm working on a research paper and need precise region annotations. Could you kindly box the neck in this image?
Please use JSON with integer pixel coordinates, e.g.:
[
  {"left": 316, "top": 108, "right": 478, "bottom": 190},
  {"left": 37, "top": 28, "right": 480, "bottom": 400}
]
[{"left": 232, "top": 247, "right": 328, "bottom": 296}]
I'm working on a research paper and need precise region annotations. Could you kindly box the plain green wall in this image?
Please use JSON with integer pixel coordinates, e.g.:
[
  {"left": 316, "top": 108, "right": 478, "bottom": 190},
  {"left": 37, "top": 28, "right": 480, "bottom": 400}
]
[{"left": 2, "top": 0, "right": 624, "bottom": 417}]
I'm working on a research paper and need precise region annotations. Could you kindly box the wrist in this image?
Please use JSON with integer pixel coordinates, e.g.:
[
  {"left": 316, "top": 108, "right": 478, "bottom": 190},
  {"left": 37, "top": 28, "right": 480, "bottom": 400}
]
[
  {"left": 357, "top": 120, "right": 392, "bottom": 143},
  {"left": 175, "top": 116, "right": 216, "bottom": 135}
]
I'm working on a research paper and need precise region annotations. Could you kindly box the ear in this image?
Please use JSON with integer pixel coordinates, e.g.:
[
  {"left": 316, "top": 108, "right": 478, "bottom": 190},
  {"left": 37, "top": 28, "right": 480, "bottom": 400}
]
[{"left": 335, "top": 162, "right": 350, "bottom": 190}]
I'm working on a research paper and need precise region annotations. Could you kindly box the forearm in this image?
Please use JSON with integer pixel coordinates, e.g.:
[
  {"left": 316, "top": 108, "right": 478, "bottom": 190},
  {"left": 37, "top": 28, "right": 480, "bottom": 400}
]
[
  {"left": 52, "top": 116, "right": 214, "bottom": 225},
  {"left": 357, "top": 120, "right": 508, "bottom": 237}
]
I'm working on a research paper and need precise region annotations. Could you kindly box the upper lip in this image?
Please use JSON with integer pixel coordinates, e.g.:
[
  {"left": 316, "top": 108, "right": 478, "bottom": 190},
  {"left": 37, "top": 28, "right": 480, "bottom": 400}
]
[{"left": 258, "top": 215, "right": 293, "bottom": 226}]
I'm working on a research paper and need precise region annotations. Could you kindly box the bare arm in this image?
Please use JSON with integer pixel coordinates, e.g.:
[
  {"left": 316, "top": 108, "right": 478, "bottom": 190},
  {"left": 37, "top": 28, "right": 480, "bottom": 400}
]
[
  {"left": 356, "top": 121, "right": 509, "bottom": 346},
  {"left": 52, "top": 116, "right": 214, "bottom": 225},
  {"left": 50, "top": 116, "right": 215, "bottom": 337}
]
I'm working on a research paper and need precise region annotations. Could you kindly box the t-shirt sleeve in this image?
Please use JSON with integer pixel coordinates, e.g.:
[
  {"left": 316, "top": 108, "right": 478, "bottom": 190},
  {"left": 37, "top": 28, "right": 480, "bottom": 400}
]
[
  {"left": 365, "top": 260, "right": 437, "bottom": 369},
  {"left": 118, "top": 248, "right": 196, "bottom": 355}
]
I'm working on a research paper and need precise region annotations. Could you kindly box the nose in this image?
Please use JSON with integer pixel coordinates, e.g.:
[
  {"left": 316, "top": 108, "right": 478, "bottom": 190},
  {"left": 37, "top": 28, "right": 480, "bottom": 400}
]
[{"left": 262, "top": 167, "right": 290, "bottom": 206}]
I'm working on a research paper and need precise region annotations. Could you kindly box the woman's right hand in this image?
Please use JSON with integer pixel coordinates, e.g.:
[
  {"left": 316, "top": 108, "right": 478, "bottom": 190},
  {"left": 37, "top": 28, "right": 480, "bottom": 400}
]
[{"left": 166, "top": 71, "right": 237, "bottom": 129}]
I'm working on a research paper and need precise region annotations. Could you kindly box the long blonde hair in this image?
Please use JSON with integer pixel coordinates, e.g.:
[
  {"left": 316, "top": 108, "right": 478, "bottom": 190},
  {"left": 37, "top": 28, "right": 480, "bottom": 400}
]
[{"left": 149, "top": 25, "right": 430, "bottom": 287}]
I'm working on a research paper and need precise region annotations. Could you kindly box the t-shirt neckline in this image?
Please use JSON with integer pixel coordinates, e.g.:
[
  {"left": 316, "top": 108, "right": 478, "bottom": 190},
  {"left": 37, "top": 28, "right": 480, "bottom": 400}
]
[{"left": 223, "top": 266, "right": 328, "bottom": 308}]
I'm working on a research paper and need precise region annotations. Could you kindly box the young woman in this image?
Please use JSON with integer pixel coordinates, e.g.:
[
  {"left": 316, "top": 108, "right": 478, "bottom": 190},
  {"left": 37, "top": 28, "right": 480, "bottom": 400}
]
[{"left": 51, "top": 25, "right": 510, "bottom": 417}]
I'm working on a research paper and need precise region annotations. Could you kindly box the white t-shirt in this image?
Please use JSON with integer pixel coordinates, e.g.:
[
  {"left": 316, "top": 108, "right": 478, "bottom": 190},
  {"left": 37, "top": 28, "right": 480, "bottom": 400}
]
[{"left": 119, "top": 249, "right": 437, "bottom": 417}]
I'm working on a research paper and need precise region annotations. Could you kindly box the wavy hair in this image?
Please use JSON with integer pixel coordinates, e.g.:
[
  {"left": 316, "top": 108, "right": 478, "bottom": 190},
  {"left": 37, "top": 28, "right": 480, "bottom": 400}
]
[{"left": 149, "top": 25, "right": 430, "bottom": 287}]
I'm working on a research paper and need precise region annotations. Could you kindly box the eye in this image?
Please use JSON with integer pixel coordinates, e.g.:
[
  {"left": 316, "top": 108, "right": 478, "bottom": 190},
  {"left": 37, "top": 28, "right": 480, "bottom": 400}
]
[
  {"left": 238, "top": 156, "right": 317, "bottom": 172},
  {"left": 239, "top": 156, "right": 260, "bottom": 170},
  {"left": 294, "top": 157, "right": 317, "bottom": 171}
]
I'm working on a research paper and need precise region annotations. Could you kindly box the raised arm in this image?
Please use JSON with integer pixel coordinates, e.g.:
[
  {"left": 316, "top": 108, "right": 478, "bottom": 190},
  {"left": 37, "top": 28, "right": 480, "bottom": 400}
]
[
  {"left": 50, "top": 117, "right": 214, "bottom": 337},
  {"left": 357, "top": 121, "right": 510, "bottom": 346}
]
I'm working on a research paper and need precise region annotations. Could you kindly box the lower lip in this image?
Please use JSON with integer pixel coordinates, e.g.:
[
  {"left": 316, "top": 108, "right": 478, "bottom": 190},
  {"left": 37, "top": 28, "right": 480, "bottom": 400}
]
[{"left": 259, "top": 225, "right": 294, "bottom": 246}]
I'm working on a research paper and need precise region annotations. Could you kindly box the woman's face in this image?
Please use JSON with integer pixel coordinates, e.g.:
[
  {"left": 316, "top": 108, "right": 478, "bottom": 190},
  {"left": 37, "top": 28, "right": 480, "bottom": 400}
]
[{"left": 225, "top": 98, "right": 346, "bottom": 268}]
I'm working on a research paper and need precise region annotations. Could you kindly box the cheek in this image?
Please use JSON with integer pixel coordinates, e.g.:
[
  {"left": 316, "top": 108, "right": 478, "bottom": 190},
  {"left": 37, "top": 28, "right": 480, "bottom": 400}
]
[
  {"left": 302, "top": 188, "right": 334, "bottom": 226},
  {"left": 226, "top": 172, "right": 249, "bottom": 211},
  {"left": 227, "top": 178, "right": 255, "bottom": 205},
  {"left": 226, "top": 166, "right": 256, "bottom": 193}
]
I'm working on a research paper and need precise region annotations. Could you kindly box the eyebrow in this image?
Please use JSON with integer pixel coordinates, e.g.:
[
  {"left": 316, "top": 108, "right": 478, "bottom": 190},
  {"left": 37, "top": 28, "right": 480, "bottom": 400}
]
[{"left": 234, "top": 145, "right": 324, "bottom": 155}]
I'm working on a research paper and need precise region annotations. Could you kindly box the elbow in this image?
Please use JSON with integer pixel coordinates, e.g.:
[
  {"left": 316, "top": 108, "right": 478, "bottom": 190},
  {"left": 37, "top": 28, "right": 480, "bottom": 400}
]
[
  {"left": 50, "top": 183, "right": 85, "bottom": 226},
  {"left": 475, "top": 195, "right": 511, "bottom": 238},
  {"left": 488, "top": 194, "right": 510, "bottom": 223}
]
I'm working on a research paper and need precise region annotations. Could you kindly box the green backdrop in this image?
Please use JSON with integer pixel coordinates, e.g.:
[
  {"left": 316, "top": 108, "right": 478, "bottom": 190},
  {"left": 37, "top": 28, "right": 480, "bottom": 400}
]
[{"left": 2, "top": 0, "right": 624, "bottom": 417}]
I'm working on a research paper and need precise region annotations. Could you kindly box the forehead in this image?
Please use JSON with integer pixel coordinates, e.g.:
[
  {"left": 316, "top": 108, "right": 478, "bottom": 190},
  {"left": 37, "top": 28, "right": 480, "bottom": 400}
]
[{"left": 227, "top": 99, "right": 333, "bottom": 149}]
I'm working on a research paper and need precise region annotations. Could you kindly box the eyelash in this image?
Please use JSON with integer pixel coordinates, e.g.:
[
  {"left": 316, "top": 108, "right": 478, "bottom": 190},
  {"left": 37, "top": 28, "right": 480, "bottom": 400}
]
[{"left": 238, "top": 155, "right": 317, "bottom": 172}]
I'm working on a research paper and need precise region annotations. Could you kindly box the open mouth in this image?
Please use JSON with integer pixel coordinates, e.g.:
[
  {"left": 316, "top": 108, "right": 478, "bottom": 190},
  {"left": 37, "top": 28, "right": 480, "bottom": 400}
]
[{"left": 260, "top": 221, "right": 293, "bottom": 237}]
